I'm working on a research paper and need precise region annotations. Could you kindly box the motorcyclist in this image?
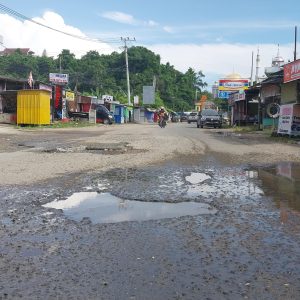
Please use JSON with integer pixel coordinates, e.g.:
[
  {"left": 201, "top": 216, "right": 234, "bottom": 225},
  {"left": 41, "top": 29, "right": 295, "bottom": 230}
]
[{"left": 158, "top": 107, "right": 168, "bottom": 127}]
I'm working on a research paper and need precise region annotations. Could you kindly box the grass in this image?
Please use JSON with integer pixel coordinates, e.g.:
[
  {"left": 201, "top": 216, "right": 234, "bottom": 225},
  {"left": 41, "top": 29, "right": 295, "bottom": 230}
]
[
  {"left": 232, "top": 125, "right": 300, "bottom": 144},
  {"left": 233, "top": 125, "right": 263, "bottom": 133},
  {"left": 46, "top": 120, "right": 94, "bottom": 128}
]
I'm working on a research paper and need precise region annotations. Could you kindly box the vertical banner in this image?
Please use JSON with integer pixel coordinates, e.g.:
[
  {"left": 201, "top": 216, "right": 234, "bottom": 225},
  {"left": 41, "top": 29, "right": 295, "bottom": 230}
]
[
  {"left": 134, "top": 95, "right": 139, "bottom": 105},
  {"left": 54, "top": 85, "right": 62, "bottom": 119}
]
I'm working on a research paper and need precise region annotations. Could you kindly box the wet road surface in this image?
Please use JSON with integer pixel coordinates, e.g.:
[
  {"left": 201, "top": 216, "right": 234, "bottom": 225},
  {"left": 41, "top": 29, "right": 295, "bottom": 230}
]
[{"left": 0, "top": 124, "right": 300, "bottom": 299}]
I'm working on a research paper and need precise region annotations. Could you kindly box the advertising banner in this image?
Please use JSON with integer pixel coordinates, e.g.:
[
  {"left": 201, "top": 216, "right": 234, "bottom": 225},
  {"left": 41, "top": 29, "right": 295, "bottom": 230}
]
[
  {"left": 134, "top": 95, "right": 139, "bottom": 105},
  {"left": 284, "top": 59, "right": 300, "bottom": 83},
  {"left": 49, "top": 73, "right": 69, "bottom": 84},
  {"left": 277, "top": 104, "right": 300, "bottom": 136},
  {"left": 65, "top": 91, "right": 75, "bottom": 101},
  {"left": 219, "top": 79, "right": 249, "bottom": 91}
]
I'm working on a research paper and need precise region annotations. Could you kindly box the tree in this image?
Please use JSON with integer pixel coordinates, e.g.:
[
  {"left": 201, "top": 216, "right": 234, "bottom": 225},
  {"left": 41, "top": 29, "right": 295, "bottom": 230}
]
[
  {"left": 36, "top": 56, "right": 55, "bottom": 82},
  {"left": 212, "top": 97, "right": 228, "bottom": 111},
  {"left": 1, "top": 50, "right": 37, "bottom": 79},
  {"left": 0, "top": 46, "right": 208, "bottom": 111}
]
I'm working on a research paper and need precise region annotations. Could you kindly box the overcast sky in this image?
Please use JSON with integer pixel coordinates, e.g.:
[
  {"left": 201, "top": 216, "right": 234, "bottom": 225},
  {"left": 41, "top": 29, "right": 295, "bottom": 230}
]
[{"left": 0, "top": 0, "right": 299, "bottom": 88}]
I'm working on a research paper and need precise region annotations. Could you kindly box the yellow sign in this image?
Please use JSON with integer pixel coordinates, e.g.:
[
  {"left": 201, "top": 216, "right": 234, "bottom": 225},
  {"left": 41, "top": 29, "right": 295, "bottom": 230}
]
[{"left": 66, "top": 91, "right": 75, "bottom": 101}]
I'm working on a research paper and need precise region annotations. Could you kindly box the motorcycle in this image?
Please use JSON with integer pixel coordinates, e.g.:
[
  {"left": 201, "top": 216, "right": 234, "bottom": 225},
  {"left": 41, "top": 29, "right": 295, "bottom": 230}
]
[{"left": 158, "top": 115, "right": 167, "bottom": 128}]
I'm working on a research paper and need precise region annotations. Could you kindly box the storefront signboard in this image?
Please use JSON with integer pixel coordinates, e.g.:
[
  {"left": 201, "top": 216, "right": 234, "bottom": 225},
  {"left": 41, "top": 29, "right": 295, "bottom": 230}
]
[
  {"left": 284, "top": 59, "right": 300, "bottom": 83},
  {"left": 277, "top": 104, "right": 300, "bottom": 136}
]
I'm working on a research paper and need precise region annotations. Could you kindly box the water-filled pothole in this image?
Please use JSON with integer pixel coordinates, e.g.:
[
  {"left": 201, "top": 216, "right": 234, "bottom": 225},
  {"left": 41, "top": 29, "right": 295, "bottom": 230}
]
[
  {"left": 257, "top": 162, "right": 300, "bottom": 211},
  {"left": 43, "top": 192, "right": 217, "bottom": 224},
  {"left": 185, "top": 172, "right": 211, "bottom": 184}
]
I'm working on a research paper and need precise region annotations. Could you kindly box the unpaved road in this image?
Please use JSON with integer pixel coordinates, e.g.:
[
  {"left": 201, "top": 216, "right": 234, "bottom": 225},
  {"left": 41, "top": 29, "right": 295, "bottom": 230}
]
[{"left": 0, "top": 122, "right": 300, "bottom": 299}]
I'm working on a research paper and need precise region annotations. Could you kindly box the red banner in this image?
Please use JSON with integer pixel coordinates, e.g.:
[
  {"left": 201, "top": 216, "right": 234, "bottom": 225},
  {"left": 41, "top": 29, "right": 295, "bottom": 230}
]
[
  {"left": 55, "top": 85, "right": 62, "bottom": 109},
  {"left": 284, "top": 59, "right": 300, "bottom": 83}
]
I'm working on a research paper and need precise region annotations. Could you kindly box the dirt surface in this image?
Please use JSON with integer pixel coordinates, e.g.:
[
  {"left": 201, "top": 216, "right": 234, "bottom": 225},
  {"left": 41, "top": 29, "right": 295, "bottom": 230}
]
[{"left": 0, "top": 122, "right": 300, "bottom": 299}]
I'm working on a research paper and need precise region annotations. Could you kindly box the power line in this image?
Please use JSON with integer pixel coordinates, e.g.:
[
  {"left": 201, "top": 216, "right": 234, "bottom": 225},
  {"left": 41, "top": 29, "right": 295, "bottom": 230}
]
[{"left": 0, "top": 3, "right": 121, "bottom": 45}]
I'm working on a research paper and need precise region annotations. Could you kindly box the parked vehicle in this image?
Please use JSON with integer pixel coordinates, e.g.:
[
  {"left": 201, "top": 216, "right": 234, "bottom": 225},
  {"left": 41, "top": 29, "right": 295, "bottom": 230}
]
[
  {"left": 170, "top": 112, "right": 180, "bottom": 122},
  {"left": 221, "top": 112, "right": 230, "bottom": 125},
  {"left": 187, "top": 111, "right": 198, "bottom": 123},
  {"left": 197, "top": 109, "right": 222, "bottom": 128},
  {"left": 95, "top": 105, "right": 114, "bottom": 124},
  {"left": 180, "top": 112, "right": 188, "bottom": 122}
]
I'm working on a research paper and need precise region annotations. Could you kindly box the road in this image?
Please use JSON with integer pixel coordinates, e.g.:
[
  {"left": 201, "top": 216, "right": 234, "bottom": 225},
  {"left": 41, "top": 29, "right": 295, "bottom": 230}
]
[{"left": 0, "top": 122, "right": 300, "bottom": 299}]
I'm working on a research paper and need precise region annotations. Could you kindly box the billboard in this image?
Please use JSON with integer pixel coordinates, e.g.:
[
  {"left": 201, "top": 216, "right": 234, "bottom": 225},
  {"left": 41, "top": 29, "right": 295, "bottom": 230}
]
[
  {"left": 143, "top": 86, "right": 155, "bottom": 105},
  {"left": 218, "top": 78, "right": 249, "bottom": 99},
  {"left": 284, "top": 59, "right": 300, "bottom": 83},
  {"left": 218, "top": 79, "right": 249, "bottom": 91},
  {"left": 49, "top": 73, "right": 69, "bottom": 84},
  {"left": 277, "top": 104, "right": 300, "bottom": 136}
]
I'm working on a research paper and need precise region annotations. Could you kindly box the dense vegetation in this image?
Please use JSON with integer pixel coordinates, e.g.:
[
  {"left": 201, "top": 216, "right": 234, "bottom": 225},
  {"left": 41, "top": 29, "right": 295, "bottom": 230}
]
[{"left": 0, "top": 46, "right": 209, "bottom": 110}]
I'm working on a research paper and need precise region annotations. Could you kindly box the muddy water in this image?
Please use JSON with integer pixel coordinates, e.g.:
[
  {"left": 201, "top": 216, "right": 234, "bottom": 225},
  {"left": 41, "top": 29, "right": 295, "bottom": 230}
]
[
  {"left": 41, "top": 161, "right": 300, "bottom": 226},
  {"left": 256, "top": 162, "right": 300, "bottom": 223},
  {"left": 43, "top": 192, "right": 217, "bottom": 223}
]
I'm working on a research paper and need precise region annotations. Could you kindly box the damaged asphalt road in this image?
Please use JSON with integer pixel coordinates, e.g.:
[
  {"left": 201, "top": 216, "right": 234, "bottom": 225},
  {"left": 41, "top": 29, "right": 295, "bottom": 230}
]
[{"left": 0, "top": 123, "right": 300, "bottom": 299}]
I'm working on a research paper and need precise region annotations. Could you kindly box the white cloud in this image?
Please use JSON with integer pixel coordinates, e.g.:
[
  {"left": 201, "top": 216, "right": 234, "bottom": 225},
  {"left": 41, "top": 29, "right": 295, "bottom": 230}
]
[
  {"left": 163, "top": 26, "right": 174, "bottom": 33},
  {"left": 101, "top": 11, "right": 159, "bottom": 28},
  {"left": 101, "top": 11, "right": 137, "bottom": 25},
  {"left": 149, "top": 43, "right": 297, "bottom": 86},
  {"left": 0, "top": 11, "right": 114, "bottom": 58},
  {"left": 147, "top": 20, "right": 159, "bottom": 27}
]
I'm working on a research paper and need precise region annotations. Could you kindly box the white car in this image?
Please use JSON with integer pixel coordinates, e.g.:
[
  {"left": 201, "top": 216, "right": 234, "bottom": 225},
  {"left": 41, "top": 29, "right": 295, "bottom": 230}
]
[{"left": 187, "top": 112, "right": 198, "bottom": 123}]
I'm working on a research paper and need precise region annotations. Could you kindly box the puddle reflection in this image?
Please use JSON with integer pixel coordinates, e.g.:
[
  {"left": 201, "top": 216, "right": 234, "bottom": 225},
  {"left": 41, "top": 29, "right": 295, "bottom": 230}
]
[
  {"left": 185, "top": 173, "right": 211, "bottom": 184},
  {"left": 258, "top": 162, "right": 300, "bottom": 210},
  {"left": 185, "top": 170, "right": 262, "bottom": 200},
  {"left": 43, "top": 192, "right": 217, "bottom": 224},
  {"left": 257, "top": 162, "right": 300, "bottom": 223}
]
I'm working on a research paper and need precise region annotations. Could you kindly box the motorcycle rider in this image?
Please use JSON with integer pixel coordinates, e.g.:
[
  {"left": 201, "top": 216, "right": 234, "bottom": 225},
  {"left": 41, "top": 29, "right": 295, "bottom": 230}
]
[{"left": 158, "top": 107, "right": 168, "bottom": 127}]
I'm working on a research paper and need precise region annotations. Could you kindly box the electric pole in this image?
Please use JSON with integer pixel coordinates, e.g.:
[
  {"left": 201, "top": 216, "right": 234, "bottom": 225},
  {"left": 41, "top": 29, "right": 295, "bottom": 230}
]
[
  {"left": 255, "top": 47, "right": 260, "bottom": 83},
  {"left": 121, "top": 37, "right": 135, "bottom": 105},
  {"left": 294, "top": 26, "right": 297, "bottom": 61}
]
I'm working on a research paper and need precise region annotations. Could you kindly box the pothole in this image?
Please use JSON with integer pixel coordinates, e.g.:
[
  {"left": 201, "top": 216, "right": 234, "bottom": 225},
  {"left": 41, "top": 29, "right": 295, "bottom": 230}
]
[{"left": 43, "top": 192, "right": 217, "bottom": 224}]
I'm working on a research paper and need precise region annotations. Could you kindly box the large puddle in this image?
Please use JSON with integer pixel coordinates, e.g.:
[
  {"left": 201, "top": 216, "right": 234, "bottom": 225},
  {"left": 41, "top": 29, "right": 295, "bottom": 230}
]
[
  {"left": 43, "top": 192, "right": 217, "bottom": 224},
  {"left": 257, "top": 162, "right": 300, "bottom": 212},
  {"left": 42, "top": 162, "right": 300, "bottom": 225}
]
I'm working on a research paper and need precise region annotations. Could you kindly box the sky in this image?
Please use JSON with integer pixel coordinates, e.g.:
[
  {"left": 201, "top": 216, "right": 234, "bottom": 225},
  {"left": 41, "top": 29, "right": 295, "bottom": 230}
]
[{"left": 0, "top": 0, "right": 299, "bottom": 89}]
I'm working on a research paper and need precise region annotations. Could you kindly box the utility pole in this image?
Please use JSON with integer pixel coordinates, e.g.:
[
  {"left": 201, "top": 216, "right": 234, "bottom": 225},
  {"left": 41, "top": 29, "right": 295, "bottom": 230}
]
[
  {"left": 255, "top": 47, "right": 260, "bottom": 83},
  {"left": 59, "top": 56, "right": 62, "bottom": 73},
  {"left": 294, "top": 26, "right": 297, "bottom": 61},
  {"left": 121, "top": 37, "right": 135, "bottom": 105}
]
